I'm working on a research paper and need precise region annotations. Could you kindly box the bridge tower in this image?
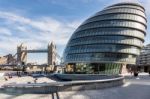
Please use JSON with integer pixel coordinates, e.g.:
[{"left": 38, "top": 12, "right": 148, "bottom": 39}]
[
  {"left": 48, "top": 42, "right": 57, "bottom": 66},
  {"left": 17, "top": 43, "right": 27, "bottom": 65}
]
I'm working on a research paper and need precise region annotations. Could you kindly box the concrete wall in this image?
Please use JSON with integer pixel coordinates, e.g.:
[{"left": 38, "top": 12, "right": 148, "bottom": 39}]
[{"left": 1, "top": 76, "right": 124, "bottom": 94}]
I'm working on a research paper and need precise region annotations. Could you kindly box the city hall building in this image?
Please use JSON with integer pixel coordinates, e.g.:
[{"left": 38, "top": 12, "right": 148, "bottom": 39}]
[{"left": 63, "top": 2, "right": 147, "bottom": 74}]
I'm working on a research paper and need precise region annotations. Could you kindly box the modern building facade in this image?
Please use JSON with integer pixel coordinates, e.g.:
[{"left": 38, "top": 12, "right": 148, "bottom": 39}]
[
  {"left": 63, "top": 2, "right": 147, "bottom": 74},
  {"left": 136, "top": 44, "right": 150, "bottom": 65}
]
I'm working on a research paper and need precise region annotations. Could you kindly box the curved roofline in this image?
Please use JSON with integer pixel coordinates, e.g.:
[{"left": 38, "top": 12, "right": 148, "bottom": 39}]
[{"left": 107, "top": 2, "right": 145, "bottom": 11}]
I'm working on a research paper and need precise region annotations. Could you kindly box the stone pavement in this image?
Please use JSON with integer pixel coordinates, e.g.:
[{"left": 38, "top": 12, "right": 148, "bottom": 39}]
[
  {"left": 0, "top": 73, "right": 150, "bottom": 99},
  {"left": 0, "top": 76, "right": 56, "bottom": 87}
]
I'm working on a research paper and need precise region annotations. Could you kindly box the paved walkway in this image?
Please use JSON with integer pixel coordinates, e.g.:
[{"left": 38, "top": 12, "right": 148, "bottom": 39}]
[
  {"left": 0, "top": 73, "right": 150, "bottom": 99},
  {"left": 0, "top": 76, "right": 56, "bottom": 87}
]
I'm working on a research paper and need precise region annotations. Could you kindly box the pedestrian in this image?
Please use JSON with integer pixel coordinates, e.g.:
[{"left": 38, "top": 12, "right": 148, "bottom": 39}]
[
  {"left": 4, "top": 77, "right": 8, "bottom": 81},
  {"left": 34, "top": 78, "right": 38, "bottom": 83}
]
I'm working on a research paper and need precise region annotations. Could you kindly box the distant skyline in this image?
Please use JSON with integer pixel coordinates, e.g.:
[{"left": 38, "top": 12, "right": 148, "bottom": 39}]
[{"left": 0, "top": 0, "right": 149, "bottom": 63}]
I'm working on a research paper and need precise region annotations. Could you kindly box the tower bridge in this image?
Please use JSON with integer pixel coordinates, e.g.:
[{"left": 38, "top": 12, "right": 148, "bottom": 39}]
[
  {"left": 0, "top": 42, "right": 60, "bottom": 68},
  {"left": 21, "top": 49, "right": 48, "bottom": 53},
  {"left": 17, "top": 42, "right": 59, "bottom": 66}
]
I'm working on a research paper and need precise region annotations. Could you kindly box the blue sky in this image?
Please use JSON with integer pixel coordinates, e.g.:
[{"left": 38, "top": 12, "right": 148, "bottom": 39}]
[{"left": 0, "top": 0, "right": 149, "bottom": 64}]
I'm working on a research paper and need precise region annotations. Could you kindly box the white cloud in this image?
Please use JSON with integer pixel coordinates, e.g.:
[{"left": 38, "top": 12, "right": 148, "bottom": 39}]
[
  {"left": 1, "top": 0, "right": 149, "bottom": 63},
  {"left": 0, "top": 27, "right": 12, "bottom": 36},
  {"left": 0, "top": 11, "right": 82, "bottom": 58}
]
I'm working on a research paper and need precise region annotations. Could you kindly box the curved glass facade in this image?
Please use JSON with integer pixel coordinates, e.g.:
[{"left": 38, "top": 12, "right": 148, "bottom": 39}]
[{"left": 63, "top": 2, "right": 147, "bottom": 74}]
